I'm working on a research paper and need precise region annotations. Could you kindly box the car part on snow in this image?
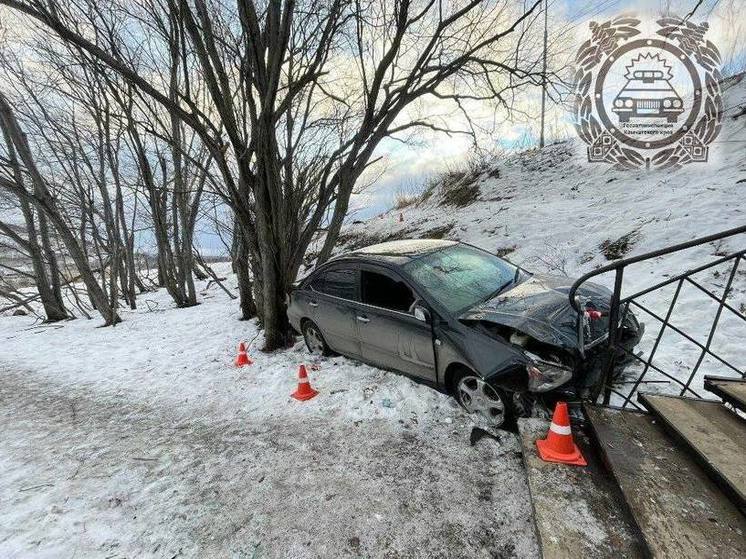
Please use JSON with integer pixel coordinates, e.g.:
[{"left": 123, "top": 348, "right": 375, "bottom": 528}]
[
  {"left": 469, "top": 426, "right": 501, "bottom": 446},
  {"left": 235, "top": 342, "right": 253, "bottom": 367},
  {"left": 291, "top": 364, "right": 319, "bottom": 401},
  {"left": 535, "top": 402, "right": 587, "bottom": 466}
]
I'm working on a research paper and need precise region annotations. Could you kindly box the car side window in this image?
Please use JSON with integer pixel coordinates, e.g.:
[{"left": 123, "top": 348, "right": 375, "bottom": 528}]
[
  {"left": 311, "top": 268, "right": 357, "bottom": 300},
  {"left": 361, "top": 270, "right": 415, "bottom": 313}
]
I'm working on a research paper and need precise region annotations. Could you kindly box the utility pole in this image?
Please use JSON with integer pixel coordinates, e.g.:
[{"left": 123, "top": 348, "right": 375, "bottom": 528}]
[{"left": 539, "top": 0, "right": 548, "bottom": 148}]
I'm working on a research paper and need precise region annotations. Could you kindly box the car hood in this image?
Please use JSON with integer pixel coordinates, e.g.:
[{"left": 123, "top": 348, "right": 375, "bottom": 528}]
[{"left": 459, "top": 274, "right": 612, "bottom": 349}]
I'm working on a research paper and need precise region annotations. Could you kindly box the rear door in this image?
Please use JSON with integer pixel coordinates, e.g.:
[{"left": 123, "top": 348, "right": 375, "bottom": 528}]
[
  {"left": 307, "top": 265, "right": 361, "bottom": 357},
  {"left": 356, "top": 265, "right": 436, "bottom": 382}
]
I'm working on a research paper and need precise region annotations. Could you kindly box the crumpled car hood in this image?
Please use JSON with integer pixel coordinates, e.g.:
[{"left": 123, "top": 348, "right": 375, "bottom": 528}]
[{"left": 459, "top": 274, "right": 612, "bottom": 349}]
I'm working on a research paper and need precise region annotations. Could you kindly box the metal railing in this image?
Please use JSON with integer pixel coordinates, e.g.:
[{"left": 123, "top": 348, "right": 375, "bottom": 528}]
[{"left": 569, "top": 224, "right": 746, "bottom": 410}]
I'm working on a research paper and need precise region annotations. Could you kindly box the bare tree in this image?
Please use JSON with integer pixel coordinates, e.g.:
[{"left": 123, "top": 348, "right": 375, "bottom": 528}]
[
  {"left": 1, "top": 0, "right": 546, "bottom": 348},
  {"left": 0, "top": 158, "right": 68, "bottom": 320},
  {"left": 0, "top": 41, "right": 139, "bottom": 317},
  {"left": 0, "top": 91, "right": 120, "bottom": 324}
]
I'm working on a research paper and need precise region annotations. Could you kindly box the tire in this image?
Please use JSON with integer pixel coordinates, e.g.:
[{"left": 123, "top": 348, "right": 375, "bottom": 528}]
[
  {"left": 450, "top": 368, "right": 513, "bottom": 430},
  {"left": 302, "top": 320, "right": 333, "bottom": 356}
]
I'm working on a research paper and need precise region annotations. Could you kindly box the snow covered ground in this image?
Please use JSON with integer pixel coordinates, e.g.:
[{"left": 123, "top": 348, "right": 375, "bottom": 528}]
[
  {"left": 0, "top": 266, "right": 538, "bottom": 558},
  {"left": 1, "top": 75, "right": 745, "bottom": 557}
]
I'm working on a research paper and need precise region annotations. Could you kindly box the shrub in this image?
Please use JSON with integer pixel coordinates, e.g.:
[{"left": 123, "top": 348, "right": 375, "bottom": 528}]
[
  {"left": 439, "top": 180, "right": 480, "bottom": 207},
  {"left": 600, "top": 231, "right": 641, "bottom": 260}
]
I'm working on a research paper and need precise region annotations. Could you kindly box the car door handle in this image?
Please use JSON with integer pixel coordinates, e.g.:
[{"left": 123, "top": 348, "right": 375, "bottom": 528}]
[
  {"left": 356, "top": 316, "right": 370, "bottom": 323},
  {"left": 309, "top": 301, "right": 319, "bottom": 308}
]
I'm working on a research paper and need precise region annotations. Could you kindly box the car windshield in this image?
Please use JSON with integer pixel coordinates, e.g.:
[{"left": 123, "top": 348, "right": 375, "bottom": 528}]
[{"left": 403, "top": 244, "right": 520, "bottom": 314}]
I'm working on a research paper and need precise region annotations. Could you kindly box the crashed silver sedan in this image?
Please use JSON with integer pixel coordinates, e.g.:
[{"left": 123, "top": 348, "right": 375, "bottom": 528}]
[{"left": 287, "top": 239, "right": 643, "bottom": 428}]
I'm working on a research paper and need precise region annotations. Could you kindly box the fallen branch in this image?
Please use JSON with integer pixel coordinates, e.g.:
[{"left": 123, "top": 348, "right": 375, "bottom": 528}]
[
  {"left": 19, "top": 483, "right": 54, "bottom": 492},
  {"left": 0, "top": 288, "right": 38, "bottom": 314},
  {"left": 193, "top": 249, "right": 236, "bottom": 300}
]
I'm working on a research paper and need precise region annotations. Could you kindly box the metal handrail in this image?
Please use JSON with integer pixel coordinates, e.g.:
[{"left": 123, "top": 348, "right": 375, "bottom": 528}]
[
  {"left": 568, "top": 223, "right": 746, "bottom": 311},
  {"left": 567, "top": 224, "right": 746, "bottom": 408}
]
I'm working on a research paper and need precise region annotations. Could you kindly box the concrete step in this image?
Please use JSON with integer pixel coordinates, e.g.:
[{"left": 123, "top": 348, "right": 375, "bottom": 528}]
[
  {"left": 586, "top": 406, "right": 746, "bottom": 558},
  {"left": 639, "top": 393, "right": 746, "bottom": 513},
  {"left": 517, "top": 418, "right": 644, "bottom": 558},
  {"left": 704, "top": 375, "right": 746, "bottom": 413}
]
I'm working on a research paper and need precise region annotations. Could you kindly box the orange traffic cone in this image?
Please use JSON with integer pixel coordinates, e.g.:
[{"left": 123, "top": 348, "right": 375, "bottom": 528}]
[
  {"left": 536, "top": 401, "right": 587, "bottom": 466},
  {"left": 291, "top": 364, "right": 318, "bottom": 401},
  {"left": 399, "top": 212, "right": 404, "bottom": 222},
  {"left": 235, "top": 342, "right": 253, "bottom": 367}
]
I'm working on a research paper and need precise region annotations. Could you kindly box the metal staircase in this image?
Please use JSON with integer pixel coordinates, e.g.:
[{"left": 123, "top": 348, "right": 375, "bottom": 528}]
[{"left": 521, "top": 226, "right": 746, "bottom": 558}]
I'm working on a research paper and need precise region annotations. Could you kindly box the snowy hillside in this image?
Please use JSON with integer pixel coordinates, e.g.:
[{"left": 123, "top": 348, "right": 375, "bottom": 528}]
[
  {"left": 335, "top": 73, "right": 746, "bottom": 401},
  {"left": 340, "top": 74, "right": 746, "bottom": 283}
]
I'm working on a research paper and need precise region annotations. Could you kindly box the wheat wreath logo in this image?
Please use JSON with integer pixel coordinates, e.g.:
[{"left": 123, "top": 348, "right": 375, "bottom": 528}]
[{"left": 573, "top": 16, "right": 723, "bottom": 170}]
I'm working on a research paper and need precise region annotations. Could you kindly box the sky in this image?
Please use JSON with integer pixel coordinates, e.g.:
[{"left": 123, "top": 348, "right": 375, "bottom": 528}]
[
  {"left": 1, "top": 0, "right": 744, "bottom": 255},
  {"left": 345, "top": 0, "right": 746, "bottom": 221}
]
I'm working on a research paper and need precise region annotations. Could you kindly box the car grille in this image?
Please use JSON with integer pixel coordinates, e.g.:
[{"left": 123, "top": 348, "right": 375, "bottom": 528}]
[{"left": 636, "top": 99, "right": 660, "bottom": 109}]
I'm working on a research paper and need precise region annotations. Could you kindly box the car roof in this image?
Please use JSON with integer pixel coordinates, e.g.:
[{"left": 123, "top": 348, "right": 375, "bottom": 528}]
[{"left": 331, "top": 239, "right": 457, "bottom": 265}]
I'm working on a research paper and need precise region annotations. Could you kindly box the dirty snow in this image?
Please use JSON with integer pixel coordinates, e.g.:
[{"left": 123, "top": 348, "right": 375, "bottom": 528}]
[{"left": 0, "top": 266, "right": 538, "bottom": 558}]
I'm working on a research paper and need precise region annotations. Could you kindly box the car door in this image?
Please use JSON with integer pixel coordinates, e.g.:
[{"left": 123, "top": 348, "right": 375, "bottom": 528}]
[
  {"left": 355, "top": 265, "right": 436, "bottom": 383},
  {"left": 307, "top": 265, "right": 361, "bottom": 357}
]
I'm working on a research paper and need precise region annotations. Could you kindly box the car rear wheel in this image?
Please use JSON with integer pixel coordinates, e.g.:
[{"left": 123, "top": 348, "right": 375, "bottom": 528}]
[
  {"left": 452, "top": 371, "right": 511, "bottom": 429},
  {"left": 302, "top": 320, "right": 333, "bottom": 356}
]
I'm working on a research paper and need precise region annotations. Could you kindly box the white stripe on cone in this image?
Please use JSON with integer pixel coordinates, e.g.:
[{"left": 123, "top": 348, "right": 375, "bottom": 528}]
[{"left": 549, "top": 422, "right": 572, "bottom": 436}]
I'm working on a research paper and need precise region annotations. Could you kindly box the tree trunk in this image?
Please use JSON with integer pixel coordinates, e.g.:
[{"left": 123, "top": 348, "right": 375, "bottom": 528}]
[
  {"left": 36, "top": 209, "right": 66, "bottom": 313},
  {"left": 260, "top": 257, "right": 292, "bottom": 349},
  {"left": 0, "top": 120, "right": 68, "bottom": 322},
  {"left": 0, "top": 92, "right": 119, "bottom": 324},
  {"left": 20, "top": 200, "right": 68, "bottom": 321},
  {"left": 233, "top": 223, "right": 256, "bottom": 320}
]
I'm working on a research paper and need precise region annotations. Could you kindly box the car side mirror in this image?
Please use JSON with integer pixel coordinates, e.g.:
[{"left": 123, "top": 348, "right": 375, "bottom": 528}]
[{"left": 413, "top": 305, "right": 430, "bottom": 323}]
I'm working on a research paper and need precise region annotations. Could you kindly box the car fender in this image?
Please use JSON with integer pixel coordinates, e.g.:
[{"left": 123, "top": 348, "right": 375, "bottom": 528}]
[{"left": 435, "top": 320, "right": 530, "bottom": 387}]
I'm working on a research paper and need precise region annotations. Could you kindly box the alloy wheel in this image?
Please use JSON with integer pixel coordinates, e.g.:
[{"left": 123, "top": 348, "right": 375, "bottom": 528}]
[
  {"left": 456, "top": 375, "right": 506, "bottom": 428},
  {"left": 304, "top": 323, "right": 326, "bottom": 354}
]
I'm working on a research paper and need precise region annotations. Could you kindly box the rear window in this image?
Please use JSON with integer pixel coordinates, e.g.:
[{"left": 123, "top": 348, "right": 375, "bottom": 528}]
[{"left": 311, "top": 268, "right": 357, "bottom": 300}]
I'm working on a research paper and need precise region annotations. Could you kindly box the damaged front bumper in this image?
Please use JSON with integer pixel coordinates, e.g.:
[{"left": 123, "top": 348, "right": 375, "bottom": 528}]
[{"left": 576, "top": 301, "right": 644, "bottom": 357}]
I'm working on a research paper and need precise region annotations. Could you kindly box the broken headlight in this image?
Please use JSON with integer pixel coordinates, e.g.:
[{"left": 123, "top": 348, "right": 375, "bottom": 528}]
[{"left": 527, "top": 361, "right": 573, "bottom": 392}]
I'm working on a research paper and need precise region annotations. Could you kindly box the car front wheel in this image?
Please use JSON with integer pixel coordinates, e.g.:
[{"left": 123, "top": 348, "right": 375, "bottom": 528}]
[
  {"left": 453, "top": 371, "right": 512, "bottom": 429},
  {"left": 302, "top": 320, "right": 333, "bottom": 356}
]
